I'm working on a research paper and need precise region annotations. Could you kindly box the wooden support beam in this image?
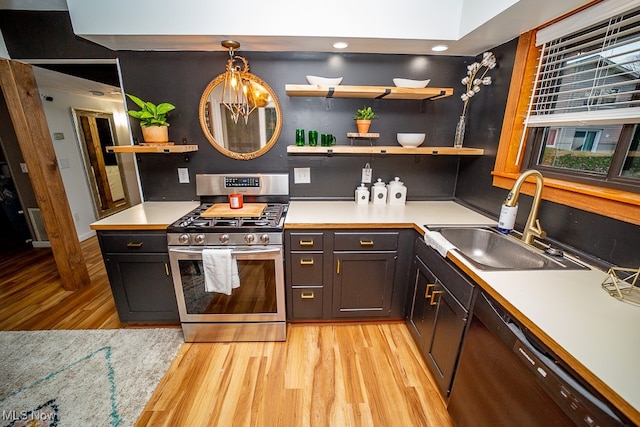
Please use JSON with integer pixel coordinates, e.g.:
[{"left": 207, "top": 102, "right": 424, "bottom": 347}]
[{"left": 0, "top": 59, "right": 89, "bottom": 291}]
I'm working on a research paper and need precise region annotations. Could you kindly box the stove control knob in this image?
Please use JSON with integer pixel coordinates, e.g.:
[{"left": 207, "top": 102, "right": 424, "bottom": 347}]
[
  {"left": 194, "top": 234, "right": 206, "bottom": 245},
  {"left": 244, "top": 234, "right": 256, "bottom": 244},
  {"left": 219, "top": 234, "right": 230, "bottom": 244},
  {"left": 260, "top": 234, "right": 270, "bottom": 244},
  {"left": 178, "top": 234, "right": 190, "bottom": 244}
]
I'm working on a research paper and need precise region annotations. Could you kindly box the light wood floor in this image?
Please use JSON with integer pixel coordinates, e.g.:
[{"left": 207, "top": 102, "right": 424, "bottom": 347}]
[{"left": 0, "top": 237, "right": 453, "bottom": 426}]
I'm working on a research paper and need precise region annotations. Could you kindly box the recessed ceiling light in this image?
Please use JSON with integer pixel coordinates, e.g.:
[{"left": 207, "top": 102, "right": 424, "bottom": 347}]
[
  {"left": 431, "top": 45, "right": 449, "bottom": 52},
  {"left": 90, "top": 90, "right": 105, "bottom": 96},
  {"left": 333, "top": 41, "right": 348, "bottom": 49}
]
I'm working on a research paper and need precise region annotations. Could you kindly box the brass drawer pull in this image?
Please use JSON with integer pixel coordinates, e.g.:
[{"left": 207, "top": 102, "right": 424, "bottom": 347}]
[
  {"left": 359, "top": 240, "right": 374, "bottom": 247},
  {"left": 300, "top": 259, "right": 315, "bottom": 265},
  {"left": 430, "top": 290, "right": 443, "bottom": 306},
  {"left": 425, "top": 284, "right": 436, "bottom": 299},
  {"left": 127, "top": 242, "right": 143, "bottom": 248},
  {"left": 299, "top": 240, "right": 314, "bottom": 246},
  {"left": 164, "top": 263, "right": 170, "bottom": 276},
  {"left": 300, "top": 292, "right": 315, "bottom": 299}
]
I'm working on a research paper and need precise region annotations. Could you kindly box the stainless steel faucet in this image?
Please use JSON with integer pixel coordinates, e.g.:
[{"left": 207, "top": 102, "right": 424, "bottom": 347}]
[{"left": 504, "top": 169, "right": 547, "bottom": 245}]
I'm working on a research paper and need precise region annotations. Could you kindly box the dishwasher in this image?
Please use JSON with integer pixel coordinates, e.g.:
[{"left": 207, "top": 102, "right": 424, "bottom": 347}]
[{"left": 448, "top": 291, "right": 626, "bottom": 427}]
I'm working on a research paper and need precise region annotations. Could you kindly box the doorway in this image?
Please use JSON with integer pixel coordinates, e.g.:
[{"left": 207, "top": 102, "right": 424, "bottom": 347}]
[{"left": 72, "top": 109, "right": 130, "bottom": 218}]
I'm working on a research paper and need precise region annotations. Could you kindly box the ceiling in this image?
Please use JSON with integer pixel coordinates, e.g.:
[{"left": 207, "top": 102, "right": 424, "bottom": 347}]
[
  {"left": 1, "top": 0, "right": 592, "bottom": 56},
  {"left": 31, "top": 64, "right": 124, "bottom": 102},
  {"left": 1, "top": 0, "right": 594, "bottom": 101}
]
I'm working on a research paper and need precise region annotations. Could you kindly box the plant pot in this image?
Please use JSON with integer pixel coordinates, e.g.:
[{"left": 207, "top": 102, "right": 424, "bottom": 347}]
[
  {"left": 356, "top": 119, "right": 371, "bottom": 134},
  {"left": 141, "top": 125, "right": 169, "bottom": 143}
]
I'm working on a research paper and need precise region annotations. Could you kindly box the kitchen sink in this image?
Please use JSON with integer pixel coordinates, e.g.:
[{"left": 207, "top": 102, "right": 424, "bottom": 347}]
[{"left": 431, "top": 227, "right": 587, "bottom": 271}]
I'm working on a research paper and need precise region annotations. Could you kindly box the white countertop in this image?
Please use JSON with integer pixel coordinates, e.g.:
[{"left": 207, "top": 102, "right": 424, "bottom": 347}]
[
  {"left": 285, "top": 200, "right": 496, "bottom": 229},
  {"left": 90, "top": 201, "right": 199, "bottom": 230},
  {"left": 286, "top": 200, "right": 640, "bottom": 422}
]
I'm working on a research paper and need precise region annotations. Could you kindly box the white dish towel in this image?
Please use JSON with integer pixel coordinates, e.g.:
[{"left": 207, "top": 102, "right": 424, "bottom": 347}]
[
  {"left": 202, "top": 248, "right": 240, "bottom": 295},
  {"left": 424, "top": 230, "right": 457, "bottom": 258}
]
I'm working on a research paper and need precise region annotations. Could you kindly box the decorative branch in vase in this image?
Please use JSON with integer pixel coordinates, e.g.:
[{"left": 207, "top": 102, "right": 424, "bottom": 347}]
[{"left": 454, "top": 52, "right": 497, "bottom": 148}]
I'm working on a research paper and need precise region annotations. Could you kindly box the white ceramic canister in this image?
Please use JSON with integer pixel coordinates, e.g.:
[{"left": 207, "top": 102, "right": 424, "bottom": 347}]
[
  {"left": 371, "top": 178, "right": 388, "bottom": 205},
  {"left": 387, "top": 177, "right": 407, "bottom": 206},
  {"left": 355, "top": 183, "right": 370, "bottom": 205}
]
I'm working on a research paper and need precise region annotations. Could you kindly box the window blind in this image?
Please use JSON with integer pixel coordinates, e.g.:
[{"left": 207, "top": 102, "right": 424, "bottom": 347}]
[{"left": 526, "top": 3, "right": 640, "bottom": 128}]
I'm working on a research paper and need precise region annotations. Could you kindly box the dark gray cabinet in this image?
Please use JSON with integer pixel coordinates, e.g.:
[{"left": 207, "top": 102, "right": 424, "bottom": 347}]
[
  {"left": 332, "top": 231, "right": 398, "bottom": 318},
  {"left": 286, "top": 231, "right": 327, "bottom": 320},
  {"left": 285, "top": 228, "right": 412, "bottom": 320},
  {"left": 97, "top": 230, "right": 179, "bottom": 322},
  {"left": 406, "top": 237, "right": 475, "bottom": 398},
  {"left": 407, "top": 256, "right": 439, "bottom": 353}
]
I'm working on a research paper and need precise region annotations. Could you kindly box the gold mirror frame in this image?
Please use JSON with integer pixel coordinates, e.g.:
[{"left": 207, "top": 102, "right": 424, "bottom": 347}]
[{"left": 199, "top": 72, "right": 282, "bottom": 160}]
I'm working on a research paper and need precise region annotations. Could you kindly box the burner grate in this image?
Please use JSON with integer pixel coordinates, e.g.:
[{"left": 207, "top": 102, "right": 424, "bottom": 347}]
[{"left": 168, "top": 202, "right": 287, "bottom": 232}]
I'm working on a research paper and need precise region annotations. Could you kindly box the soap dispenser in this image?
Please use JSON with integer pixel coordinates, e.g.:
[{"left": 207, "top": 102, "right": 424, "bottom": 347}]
[
  {"left": 355, "top": 183, "right": 370, "bottom": 205},
  {"left": 371, "top": 178, "right": 388, "bottom": 205},
  {"left": 387, "top": 177, "right": 407, "bottom": 206},
  {"left": 497, "top": 192, "right": 518, "bottom": 234}
]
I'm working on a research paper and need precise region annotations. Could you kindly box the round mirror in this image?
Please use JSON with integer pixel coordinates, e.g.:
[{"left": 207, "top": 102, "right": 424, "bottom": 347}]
[{"left": 199, "top": 72, "right": 282, "bottom": 160}]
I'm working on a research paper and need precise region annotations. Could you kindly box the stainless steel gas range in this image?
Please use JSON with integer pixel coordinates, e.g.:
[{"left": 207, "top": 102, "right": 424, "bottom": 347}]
[{"left": 167, "top": 173, "right": 288, "bottom": 342}]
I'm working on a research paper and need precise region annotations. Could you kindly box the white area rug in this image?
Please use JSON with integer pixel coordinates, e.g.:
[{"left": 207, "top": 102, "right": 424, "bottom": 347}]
[{"left": 0, "top": 329, "right": 183, "bottom": 427}]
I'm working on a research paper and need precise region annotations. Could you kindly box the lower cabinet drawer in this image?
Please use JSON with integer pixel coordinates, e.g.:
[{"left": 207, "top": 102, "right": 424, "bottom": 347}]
[
  {"left": 334, "top": 232, "right": 399, "bottom": 251},
  {"left": 291, "top": 287, "right": 323, "bottom": 319},
  {"left": 290, "top": 253, "right": 323, "bottom": 285},
  {"left": 99, "top": 231, "right": 168, "bottom": 253}
]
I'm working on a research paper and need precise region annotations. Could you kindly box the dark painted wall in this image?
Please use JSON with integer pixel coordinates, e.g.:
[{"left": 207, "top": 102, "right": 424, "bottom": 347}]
[
  {"left": 2, "top": 10, "right": 638, "bottom": 267},
  {"left": 116, "top": 50, "right": 472, "bottom": 201},
  {"left": 455, "top": 40, "right": 640, "bottom": 267}
]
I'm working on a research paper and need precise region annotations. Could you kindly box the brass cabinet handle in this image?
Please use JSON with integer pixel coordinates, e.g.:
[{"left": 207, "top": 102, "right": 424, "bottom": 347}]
[
  {"left": 300, "top": 259, "right": 314, "bottom": 265},
  {"left": 430, "top": 290, "right": 443, "bottom": 306},
  {"left": 164, "top": 263, "right": 170, "bottom": 276},
  {"left": 425, "top": 284, "right": 436, "bottom": 299},
  {"left": 359, "top": 240, "right": 374, "bottom": 247},
  {"left": 299, "top": 240, "right": 314, "bottom": 246},
  {"left": 301, "top": 292, "right": 315, "bottom": 299},
  {"left": 336, "top": 260, "right": 341, "bottom": 274},
  {"left": 127, "top": 242, "right": 143, "bottom": 248}
]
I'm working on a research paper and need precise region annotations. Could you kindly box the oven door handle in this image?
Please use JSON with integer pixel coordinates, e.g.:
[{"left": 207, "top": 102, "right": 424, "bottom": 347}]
[{"left": 169, "top": 247, "right": 281, "bottom": 256}]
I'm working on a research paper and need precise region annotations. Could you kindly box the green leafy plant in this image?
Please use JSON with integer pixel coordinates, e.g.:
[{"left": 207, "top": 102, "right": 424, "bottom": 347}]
[
  {"left": 354, "top": 105, "right": 378, "bottom": 120},
  {"left": 126, "top": 94, "right": 175, "bottom": 127}
]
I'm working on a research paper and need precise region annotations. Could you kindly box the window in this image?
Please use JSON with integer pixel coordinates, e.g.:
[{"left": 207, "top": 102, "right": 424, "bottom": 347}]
[{"left": 524, "top": 3, "right": 640, "bottom": 192}]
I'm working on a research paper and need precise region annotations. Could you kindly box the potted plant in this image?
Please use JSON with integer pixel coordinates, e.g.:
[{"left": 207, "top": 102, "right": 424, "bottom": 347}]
[
  {"left": 354, "top": 105, "right": 378, "bottom": 134},
  {"left": 126, "top": 94, "right": 176, "bottom": 144}
]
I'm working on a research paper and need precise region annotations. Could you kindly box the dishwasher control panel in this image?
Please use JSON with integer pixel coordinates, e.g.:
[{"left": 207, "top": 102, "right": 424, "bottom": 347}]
[{"left": 513, "top": 337, "right": 622, "bottom": 427}]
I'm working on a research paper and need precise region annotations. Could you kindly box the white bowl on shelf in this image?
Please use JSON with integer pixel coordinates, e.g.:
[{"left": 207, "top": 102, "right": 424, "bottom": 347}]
[
  {"left": 397, "top": 133, "right": 426, "bottom": 147},
  {"left": 306, "top": 75, "right": 343, "bottom": 86},
  {"left": 393, "top": 78, "right": 431, "bottom": 88}
]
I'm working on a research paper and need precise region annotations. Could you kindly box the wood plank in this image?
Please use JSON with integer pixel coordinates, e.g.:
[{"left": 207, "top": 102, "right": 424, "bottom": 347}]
[
  {"left": 285, "top": 84, "right": 453, "bottom": 100},
  {"left": 0, "top": 237, "right": 122, "bottom": 330},
  {"left": 106, "top": 145, "right": 198, "bottom": 153},
  {"left": 287, "top": 145, "right": 484, "bottom": 155},
  {"left": 136, "top": 323, "right": 453, "bottom": 427},
  {"left": 0, "top": 59, "right": 89, "bottom": 291}
]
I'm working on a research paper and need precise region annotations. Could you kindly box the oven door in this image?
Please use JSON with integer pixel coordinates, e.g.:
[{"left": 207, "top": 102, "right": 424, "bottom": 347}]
[{"left": 168, "top": 245, "right": 285, "bottom": 323}]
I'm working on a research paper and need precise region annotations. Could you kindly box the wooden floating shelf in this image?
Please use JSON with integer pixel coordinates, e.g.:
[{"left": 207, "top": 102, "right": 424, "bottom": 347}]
[
  {"left": 285, "top": 84, "right": 453, "bottom": 100},
  {"left": 106, "top": 145, "right": 199, "bottom": 153},
  {"left": 287, "top": 145, "right": 483, "bottom": 155},
  {"left": 347, "top": 132, "right": 380, "bottom": 138}
]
